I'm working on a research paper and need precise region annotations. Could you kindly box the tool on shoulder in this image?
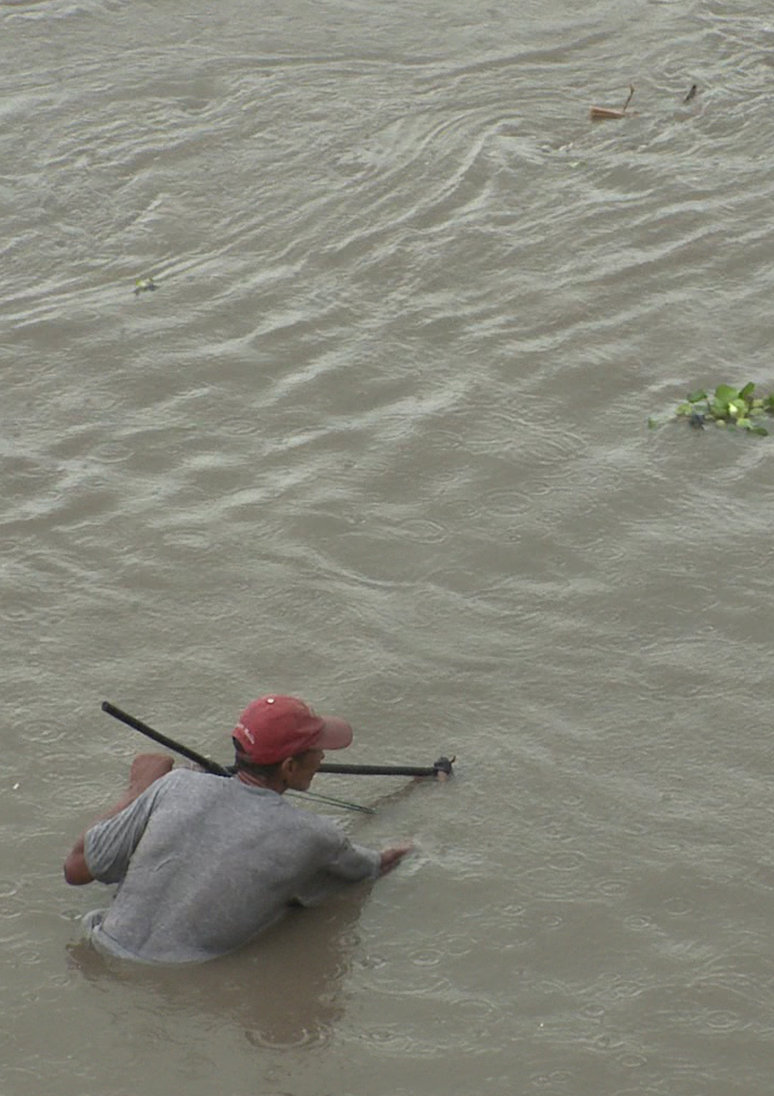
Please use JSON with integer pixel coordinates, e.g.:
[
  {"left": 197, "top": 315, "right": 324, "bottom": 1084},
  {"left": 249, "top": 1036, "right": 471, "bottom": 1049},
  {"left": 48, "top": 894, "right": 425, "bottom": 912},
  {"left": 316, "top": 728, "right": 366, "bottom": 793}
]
[{"left": 100, "top": 701, "right": 454, "bottom": 814}]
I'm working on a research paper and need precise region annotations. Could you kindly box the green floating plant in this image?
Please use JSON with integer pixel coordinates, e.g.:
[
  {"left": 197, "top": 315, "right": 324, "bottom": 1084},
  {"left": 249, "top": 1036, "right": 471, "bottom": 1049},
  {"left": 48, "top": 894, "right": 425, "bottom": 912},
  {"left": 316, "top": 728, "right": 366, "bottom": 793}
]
[
  {"left": 653, "top": 382, "right": 774, "bottom": 436},
  {"left": 134, "top": 275, "right": 158, "bottom": 295}
]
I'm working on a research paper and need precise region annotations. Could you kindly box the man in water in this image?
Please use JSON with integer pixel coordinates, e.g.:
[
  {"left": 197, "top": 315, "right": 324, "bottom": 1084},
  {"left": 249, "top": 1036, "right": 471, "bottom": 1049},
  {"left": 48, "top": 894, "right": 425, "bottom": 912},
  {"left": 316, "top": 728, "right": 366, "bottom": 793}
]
[{"left": 64, "top": 695, "right": 413, "bottom": 963}]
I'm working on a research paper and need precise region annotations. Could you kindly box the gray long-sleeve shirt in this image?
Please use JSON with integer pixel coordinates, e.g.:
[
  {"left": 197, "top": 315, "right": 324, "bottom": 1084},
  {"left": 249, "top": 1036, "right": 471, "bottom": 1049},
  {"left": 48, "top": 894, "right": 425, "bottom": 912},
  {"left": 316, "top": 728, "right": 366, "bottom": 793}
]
[{"left": 82, "top": 768, "right": 380, "bottom": 963}]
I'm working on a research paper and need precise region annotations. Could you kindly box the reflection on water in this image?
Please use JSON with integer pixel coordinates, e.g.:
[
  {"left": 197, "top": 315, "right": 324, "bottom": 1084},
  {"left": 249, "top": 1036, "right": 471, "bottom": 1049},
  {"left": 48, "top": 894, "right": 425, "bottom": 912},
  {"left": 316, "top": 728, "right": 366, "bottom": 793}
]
[{"left": 67, "top": 888, "right": 369, "bottom": 1049}]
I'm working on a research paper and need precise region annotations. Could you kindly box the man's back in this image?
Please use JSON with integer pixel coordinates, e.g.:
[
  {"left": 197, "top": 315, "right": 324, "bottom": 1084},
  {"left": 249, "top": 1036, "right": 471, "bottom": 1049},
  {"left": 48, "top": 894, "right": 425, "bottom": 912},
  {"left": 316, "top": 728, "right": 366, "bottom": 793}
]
[{"left": 83, "top": 769, "right": 380, "bottom": 963}]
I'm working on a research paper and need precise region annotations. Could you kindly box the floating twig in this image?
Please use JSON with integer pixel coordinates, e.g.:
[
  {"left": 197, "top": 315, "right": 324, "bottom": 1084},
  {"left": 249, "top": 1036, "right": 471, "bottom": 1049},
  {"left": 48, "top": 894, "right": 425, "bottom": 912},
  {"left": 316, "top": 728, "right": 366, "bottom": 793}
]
[
  {"left": 684, "top": 83, "right": 698, "bottom": 103},
  {"left": 590, "top": 83, "right": 637, "bottom": 121}
]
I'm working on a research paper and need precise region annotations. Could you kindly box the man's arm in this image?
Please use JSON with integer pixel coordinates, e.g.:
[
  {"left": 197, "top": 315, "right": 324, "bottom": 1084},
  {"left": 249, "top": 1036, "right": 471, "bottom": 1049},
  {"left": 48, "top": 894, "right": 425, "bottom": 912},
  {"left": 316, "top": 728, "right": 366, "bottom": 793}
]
[{"left": 63, "top": 753, "right": 174, "bottom": 885}]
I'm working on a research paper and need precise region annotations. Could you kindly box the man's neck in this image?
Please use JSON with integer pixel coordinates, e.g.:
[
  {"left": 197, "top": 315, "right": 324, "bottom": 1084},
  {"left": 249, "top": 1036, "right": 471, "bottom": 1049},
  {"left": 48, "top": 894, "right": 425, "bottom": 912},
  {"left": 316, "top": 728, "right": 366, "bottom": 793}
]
[{"left": 236, "top": 769, "right": 286, "bottom": 794}]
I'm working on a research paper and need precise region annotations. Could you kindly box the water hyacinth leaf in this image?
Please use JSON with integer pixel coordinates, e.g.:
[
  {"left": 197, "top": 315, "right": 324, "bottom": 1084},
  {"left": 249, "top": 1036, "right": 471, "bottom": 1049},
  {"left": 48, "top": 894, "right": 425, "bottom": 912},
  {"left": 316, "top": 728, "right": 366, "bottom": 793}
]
[
  {"left": 714, "top": 384, "right": 739, "bottom": 404},
  {"left": 660, "top": 381, "right": 774, "bottom": 437}
]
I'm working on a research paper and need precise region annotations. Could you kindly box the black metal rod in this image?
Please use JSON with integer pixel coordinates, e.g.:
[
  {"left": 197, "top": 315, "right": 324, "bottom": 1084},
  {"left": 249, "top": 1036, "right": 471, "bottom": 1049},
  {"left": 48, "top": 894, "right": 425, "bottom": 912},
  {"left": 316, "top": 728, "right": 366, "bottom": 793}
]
[
  {"left": 102, "top": 701, "right": 454, "bottom": 779},
  {"left": 101, "top": 701, "right": 230, "bottom": 777},
  {"left": 319, "top": 760, "right": 451, "bottom": 777}
]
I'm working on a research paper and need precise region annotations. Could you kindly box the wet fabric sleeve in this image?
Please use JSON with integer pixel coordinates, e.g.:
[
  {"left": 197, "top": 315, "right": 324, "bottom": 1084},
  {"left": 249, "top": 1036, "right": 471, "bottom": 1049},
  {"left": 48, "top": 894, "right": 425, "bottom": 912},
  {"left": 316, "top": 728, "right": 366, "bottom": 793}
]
[
  {"left": 326, "top": 838, "right": 381, "bottom": 882},
  {"left": 83, "top": 781, "right": 165, "bottom": 885},
  {"left": 292, "top": 835, "right": 381, "bottom": 907}
]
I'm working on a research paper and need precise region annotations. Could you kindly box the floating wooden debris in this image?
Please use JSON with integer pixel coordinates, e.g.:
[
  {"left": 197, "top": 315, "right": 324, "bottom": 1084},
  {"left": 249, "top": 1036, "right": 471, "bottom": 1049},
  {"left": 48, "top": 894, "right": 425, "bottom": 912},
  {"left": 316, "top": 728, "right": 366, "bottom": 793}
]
[
  {"left": 134, "top": 275, "right": 158, "bottom": 295},
  {"left": 683, "top": 83, "right": 698, "bottom": 103},
  {"left": 590, "top": 84, "right": 637, "bottom": 121}
]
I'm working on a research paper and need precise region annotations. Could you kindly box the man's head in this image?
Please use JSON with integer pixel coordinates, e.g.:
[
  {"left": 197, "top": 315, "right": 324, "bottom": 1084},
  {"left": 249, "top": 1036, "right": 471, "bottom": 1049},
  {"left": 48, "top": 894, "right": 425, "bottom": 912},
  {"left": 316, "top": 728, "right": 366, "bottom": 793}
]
[{"left": 232, "top": 695, "right": 352, "bottom": 791}]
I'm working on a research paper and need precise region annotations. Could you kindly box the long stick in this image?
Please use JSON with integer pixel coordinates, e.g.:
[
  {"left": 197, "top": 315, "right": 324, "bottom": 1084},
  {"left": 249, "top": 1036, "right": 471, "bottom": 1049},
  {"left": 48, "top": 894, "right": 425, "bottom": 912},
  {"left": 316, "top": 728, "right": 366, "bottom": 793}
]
[
  {"left": 102, "top": 701, "right": 454, "bottom": 780},
  {"left": 319, "top": 759, "right": 454, "bottom": 777},
  {"left": 101, "top": 701, "right": 230, "bottom": 776},
  {"left": 101, "top": 702, "right": 375, "bottom": 813}
]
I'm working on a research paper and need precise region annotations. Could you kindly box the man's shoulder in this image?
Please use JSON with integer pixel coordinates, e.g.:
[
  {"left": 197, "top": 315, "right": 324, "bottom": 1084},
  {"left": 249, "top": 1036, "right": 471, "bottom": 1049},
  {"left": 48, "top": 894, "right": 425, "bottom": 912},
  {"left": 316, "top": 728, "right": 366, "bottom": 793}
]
[
  {"left": 163, "top": 767, "right": 226, "bottom": 790},
  {"left": 148, "top": 768, "right": 234, "bottom": 809},
  {"left": 279, "top": 800, "right": 346, "bottom": 844}
]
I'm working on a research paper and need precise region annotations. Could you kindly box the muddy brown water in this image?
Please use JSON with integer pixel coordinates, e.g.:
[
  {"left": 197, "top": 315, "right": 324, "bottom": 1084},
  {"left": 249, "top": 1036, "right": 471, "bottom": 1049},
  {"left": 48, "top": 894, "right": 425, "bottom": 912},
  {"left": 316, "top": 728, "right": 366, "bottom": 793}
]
[{"left": 3, "top": 1, "right": 774, "bottom": 1093}]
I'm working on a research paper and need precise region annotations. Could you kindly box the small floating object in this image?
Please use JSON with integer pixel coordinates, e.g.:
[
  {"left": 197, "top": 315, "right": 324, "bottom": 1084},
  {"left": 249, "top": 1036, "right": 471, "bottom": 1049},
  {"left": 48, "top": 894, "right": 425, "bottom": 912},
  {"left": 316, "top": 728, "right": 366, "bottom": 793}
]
[
  {"left": 651, "top": 382, "right": 774, "bottom": 436},
  {"left": 134, "top": 275, "right": 158, "bottom": 295},
  {"left": 683, "top": 83, "right": 698, "bottom": 103},
  {"left": 590, "top": 84, "right": 637, "bottom": 121}
]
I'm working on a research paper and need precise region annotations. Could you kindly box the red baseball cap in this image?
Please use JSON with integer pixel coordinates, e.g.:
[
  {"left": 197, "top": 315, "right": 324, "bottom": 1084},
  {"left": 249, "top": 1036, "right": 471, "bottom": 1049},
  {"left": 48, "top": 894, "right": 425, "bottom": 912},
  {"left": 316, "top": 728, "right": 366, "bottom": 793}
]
[{"left": 232, "top": 695, "right": 353, "bottom": 765}]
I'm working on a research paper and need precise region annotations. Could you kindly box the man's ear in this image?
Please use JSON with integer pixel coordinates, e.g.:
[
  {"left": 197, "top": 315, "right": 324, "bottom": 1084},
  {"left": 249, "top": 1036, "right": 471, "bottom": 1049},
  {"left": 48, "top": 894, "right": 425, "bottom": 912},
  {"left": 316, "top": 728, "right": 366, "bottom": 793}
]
[{"left": 278, "top": 756, "right": 296, "bottom": 784}]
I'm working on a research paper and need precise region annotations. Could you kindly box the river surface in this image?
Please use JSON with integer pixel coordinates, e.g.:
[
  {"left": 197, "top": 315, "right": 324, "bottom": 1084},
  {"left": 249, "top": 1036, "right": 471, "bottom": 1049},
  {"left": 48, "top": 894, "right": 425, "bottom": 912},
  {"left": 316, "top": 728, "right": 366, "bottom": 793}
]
[{"left": 2, "top": 1, "right": 774, "bottom": 1093}]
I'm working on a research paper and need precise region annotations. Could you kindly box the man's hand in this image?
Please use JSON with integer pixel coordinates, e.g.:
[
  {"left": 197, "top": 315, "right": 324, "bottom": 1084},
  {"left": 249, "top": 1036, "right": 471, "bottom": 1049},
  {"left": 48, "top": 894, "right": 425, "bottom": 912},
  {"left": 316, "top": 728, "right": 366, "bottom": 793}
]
[
  {"left": 379, "top": 841, "right": 414, "bottom": 876},
  {"left": 127, "top": 753, "right": 174, "bottom": 796}
]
